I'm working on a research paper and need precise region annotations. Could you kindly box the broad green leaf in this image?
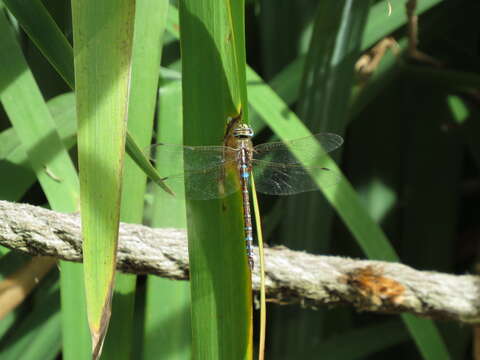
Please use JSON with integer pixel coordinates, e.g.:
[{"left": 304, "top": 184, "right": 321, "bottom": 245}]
[
  {"left": 179, "top": 0, "right": 252, "bottom": 358},
  {"left": 71, "top": 0, "right": 135, "bottom": 356}
]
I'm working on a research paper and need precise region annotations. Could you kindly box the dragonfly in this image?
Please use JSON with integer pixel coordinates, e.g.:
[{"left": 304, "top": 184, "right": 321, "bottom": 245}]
[{"left": 151, "top": 123, "right": 343, "bottom": 270}]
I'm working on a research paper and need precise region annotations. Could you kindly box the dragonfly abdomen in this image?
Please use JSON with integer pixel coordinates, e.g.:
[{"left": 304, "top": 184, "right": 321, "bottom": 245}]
[
  {"left": 238, "top": 145, "right": 254, "bottom": 270},
  {"left": 241, "top": 177, "right": 254, "bottom": 270}
]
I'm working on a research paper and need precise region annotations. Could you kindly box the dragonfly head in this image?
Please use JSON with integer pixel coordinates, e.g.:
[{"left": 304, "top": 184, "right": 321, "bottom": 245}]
[{"left": 233, "top": 124, "right": 254, "bottom": 139}]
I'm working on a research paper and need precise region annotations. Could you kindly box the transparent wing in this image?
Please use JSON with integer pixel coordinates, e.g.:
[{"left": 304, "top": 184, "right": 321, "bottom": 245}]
[
  {"left": 161, "top": 161, "right": 241, "bottom": 200},
  {"left": 253, "top": 133, "right": 343, "bottom": 166},
  {"left": 252, "top": 159, "right": 340, "bottom": 195},
  {"left": 150, "top": 143, "right": 237, "bottom": 173}
]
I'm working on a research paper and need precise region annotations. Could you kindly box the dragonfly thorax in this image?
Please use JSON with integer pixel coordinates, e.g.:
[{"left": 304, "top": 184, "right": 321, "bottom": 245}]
[{"left": 233, "top": 124, "right": 254, "bottom": 139}]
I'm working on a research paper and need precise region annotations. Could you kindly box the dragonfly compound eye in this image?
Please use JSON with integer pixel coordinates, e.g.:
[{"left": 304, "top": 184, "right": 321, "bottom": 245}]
[{"left": 233, "top": 124, "right": 254, "bottom": 139}]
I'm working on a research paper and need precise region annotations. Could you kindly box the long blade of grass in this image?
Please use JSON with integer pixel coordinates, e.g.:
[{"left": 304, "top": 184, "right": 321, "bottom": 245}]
[
  {"left": 71, "top": 0, "right": 135, "bottom": 357},
  {"left": 179, "top": 0, "right": 252, "bottom": 358}
]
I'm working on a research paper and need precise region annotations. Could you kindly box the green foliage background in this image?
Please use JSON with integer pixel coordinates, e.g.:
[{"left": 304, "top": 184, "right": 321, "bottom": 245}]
[{"left": 0, "top": 0, "right": 478, "bottom": 359}]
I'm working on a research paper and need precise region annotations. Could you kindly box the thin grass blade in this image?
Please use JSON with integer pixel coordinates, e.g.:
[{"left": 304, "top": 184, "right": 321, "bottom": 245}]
[{"left": 250, "top": 178, "right": 266, "bottom": 360}]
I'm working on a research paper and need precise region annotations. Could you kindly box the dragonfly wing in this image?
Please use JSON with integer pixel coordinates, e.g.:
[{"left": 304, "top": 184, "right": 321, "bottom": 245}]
[
  {"left": 252, "top": 159, "right": 340, "bottom": 195},
  {"left": 162, "top": 161, "right": 241, "bottom": 200},
  {"left": 150, "top": 143, "right": 237, "bottom": 172},
  {"left": 253, "top": 133, "right": 343, "bottom": 166}
]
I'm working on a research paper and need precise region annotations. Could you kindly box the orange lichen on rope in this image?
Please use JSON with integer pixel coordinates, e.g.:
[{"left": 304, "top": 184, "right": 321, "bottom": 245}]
[{"left": 345, "top": 266, "right": 406, "bottom": 309}]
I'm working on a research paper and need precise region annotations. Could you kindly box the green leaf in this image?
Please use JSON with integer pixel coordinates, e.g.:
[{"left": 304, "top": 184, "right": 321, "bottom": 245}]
[
  {"left": 102, "top": 1, "right": 169, "bottom": 359},
  {"left": 71, "top": 0, "right": 135, "bottom": 356},
  {"left": 125, "top": 132, "right": 174, "bottom": 196},
  {"left": 179, "top": 0, "right": 252, "bottom": 358}
]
